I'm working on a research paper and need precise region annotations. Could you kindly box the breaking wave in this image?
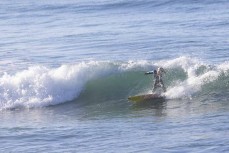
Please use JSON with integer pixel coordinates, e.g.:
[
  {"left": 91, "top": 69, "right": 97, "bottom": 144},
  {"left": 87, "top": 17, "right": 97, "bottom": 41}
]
[{"left": 0, "top": 56, "right": 228, "bottom": 110}]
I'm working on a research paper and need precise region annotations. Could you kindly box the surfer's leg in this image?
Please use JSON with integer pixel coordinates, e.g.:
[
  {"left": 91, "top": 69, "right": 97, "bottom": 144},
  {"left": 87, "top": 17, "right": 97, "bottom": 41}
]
[
  {"left": 160, "top": 80, "right": 166, "bottom": 92},
  {"left": 163, "top": 86, "right": 166, "bottom": 92},
  {"left": 153, "top": 84, "right": 156, "bottom": 92},
  {"left": 153, "top": 80, "right": 158, "bottom": 92}
]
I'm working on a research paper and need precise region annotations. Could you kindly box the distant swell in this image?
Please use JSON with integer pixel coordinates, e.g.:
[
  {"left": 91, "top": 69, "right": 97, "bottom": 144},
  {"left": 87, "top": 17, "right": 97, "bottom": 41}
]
[{"left": 0, "top": 56, "right": 229, "bottom": 110}]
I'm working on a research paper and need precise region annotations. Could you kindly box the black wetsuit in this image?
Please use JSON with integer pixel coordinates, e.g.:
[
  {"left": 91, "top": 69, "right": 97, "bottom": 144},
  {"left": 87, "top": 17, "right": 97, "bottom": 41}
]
[
  {"left": 153, "top": 73, "right": 166, "bottom": 92},
  {"left": 145, "top": 70, "right": 166, "bottom": 92}
]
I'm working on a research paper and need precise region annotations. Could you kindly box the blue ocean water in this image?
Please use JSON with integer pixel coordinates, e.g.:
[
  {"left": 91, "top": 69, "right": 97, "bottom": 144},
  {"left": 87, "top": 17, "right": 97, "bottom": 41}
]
[{"left": 0, "top": 0, "right": 229, "bottom": 152}]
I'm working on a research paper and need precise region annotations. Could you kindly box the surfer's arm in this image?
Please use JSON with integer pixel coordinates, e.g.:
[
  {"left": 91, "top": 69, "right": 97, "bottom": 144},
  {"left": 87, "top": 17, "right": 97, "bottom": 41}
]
[{"left": 145, "top": 71, "right": 154, "bottom": 75}]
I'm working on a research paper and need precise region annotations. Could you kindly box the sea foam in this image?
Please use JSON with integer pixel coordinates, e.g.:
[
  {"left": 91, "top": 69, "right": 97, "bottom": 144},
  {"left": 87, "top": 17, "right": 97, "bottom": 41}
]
[{"left": 161, "top": 57, "right": 227, "bottom": 99}]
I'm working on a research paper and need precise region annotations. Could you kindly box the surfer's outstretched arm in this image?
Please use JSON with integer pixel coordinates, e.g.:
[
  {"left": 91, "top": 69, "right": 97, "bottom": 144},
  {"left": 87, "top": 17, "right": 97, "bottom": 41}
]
[{"left": 145, "top": 71, "right": 154, "bottom": 75}]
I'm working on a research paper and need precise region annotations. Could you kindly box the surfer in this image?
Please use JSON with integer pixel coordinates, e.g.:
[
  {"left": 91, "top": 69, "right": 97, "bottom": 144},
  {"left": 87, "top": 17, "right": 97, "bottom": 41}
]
[{"left": 145, "top": 67, "right": 166, "bottom": 92}]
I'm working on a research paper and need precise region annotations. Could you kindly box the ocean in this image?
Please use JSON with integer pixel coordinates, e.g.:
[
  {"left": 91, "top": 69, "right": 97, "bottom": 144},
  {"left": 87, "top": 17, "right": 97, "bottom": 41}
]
[{"left": 0, "top": 0, "right": 229, "bottom": 152}]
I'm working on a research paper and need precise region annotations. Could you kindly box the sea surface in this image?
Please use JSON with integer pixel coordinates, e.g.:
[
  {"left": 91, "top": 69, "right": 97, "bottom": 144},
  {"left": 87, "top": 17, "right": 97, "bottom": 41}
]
[{"left": 0, "top": 0, "right": 229, "bottom": 152}]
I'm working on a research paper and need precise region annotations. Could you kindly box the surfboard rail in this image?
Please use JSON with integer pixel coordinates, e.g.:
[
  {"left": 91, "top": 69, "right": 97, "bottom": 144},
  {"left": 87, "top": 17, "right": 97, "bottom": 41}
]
[{"left": 128, "top": 93, "right": 165, "bottom": 102}]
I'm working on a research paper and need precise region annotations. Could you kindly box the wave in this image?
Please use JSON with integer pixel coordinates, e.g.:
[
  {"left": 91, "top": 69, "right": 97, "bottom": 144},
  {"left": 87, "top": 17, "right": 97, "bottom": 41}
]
[{"left": 0, "top": 56, "right": 229, "bottom": 110}]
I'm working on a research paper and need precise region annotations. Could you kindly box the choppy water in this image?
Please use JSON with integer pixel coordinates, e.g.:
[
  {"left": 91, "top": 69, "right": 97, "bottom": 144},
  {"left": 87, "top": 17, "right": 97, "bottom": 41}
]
[{"left": 0, "top": 0, "right": 229, "bottom": 152}]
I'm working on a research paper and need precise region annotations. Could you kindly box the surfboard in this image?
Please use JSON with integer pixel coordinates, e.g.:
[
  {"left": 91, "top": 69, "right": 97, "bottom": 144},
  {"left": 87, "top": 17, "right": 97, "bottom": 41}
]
[{"left": 128, "top": 93, "right": 165, "bottom": 102}]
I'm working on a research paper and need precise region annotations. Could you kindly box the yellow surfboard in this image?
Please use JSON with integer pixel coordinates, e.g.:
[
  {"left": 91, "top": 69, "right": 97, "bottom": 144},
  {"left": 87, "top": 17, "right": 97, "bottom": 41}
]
[{"left": 128, "top": 93, "right": 165, "bottom": 102}]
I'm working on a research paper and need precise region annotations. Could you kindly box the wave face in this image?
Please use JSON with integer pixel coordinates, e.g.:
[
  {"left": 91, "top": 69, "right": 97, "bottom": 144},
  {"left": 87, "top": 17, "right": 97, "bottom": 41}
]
[{"left": 0, "top": 56, "right": 229, "bottom": 110}]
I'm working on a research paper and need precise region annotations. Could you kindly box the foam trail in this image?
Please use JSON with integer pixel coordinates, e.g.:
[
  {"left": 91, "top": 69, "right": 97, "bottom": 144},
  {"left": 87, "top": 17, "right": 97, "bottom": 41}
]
[
  {"left": 157, "top": 56, "right": 225, "bottom": 99},
  {"left": 165, "top": 70, "right": 220, "bottom": 99}
]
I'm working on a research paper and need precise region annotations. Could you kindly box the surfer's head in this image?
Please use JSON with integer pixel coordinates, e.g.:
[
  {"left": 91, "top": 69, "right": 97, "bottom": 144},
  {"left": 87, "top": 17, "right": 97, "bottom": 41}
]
[{"left": 157, "top": 67, "right": 165, "bottom": 74}]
